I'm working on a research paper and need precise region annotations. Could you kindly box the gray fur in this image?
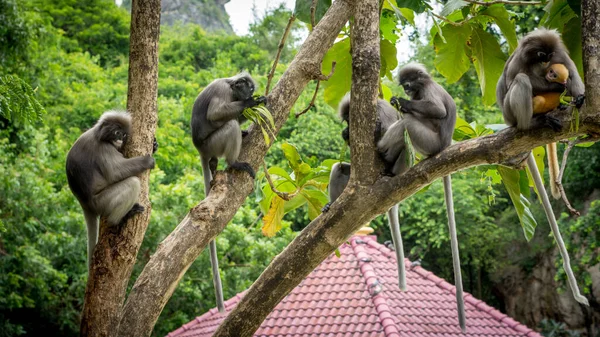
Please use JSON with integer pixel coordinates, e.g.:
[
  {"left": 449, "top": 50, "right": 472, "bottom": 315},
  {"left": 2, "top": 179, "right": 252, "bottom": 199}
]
[
  {"left": 191, "top": 72, "right": 264, "bottom": 313},
  {"left": 497, "top": 28, "right": 585, "bottom": 128},
  {"left": 328, "top": 162, "right": 351, "bottom": 203},
  {"left": 338, "top": 93, "right": 399, "bottom": 143},
  {"left": 66, "top": 111, "right": 155, "bottom": 269},
  {"left": 378, "top": 64, "right": 456, "bottom": 175},
  {"left": 377, "top": 64, "right": 464, "bottom": 330}
]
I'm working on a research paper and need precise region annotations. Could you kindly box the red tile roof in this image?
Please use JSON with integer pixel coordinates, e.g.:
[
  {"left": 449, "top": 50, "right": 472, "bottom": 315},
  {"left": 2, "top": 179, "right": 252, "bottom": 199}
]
[{"left": 168, "top": 235, "right": 542, "bottom": 337}]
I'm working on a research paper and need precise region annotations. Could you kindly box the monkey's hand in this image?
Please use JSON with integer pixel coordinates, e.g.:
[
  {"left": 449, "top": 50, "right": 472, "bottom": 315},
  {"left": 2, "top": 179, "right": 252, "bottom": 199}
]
[
  {"left": 574, "top": 94, "right": 585, "bottom": 109},
  {"left": 144, "top": 155, "right": 156, "bottom": 169},
  {"left": 153, "top": 137, "right": 158, "bottom": 154},
  {"left": 243, "top": 95, "right": 267, "bottom": 109},
  {"left": 390, "top": 96, "right": 401, "bottom": 111},
  {"left": 544, "top": 115, "right": 562, "bottom": 132}
]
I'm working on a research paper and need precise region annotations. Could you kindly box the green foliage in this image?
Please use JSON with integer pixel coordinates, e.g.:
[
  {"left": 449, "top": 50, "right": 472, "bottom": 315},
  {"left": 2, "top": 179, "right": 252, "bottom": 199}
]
[
  {"left": 249, "top": 4, "right": 302, "bottom": 64},
  {"left": 0, "top": 75, "right": 45, "bottom": 124},
  {"left": 294, "top": 0, "right": 331, "bottom": 25},
  {"left": 539, "top": 318, "right": 582, "bottom": 337},
  {"left": 31, "top": 0, "right": 130, "bottom": 65}
]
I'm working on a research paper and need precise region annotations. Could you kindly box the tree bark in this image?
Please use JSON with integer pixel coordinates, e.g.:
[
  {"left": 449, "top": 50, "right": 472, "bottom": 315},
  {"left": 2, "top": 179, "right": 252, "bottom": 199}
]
[
  {"left": 79, "top": 0, "right": 161, "bottom": 336},
  {"left": 348, "top": 0, "right": 381, "bottom": 184},
  {"left": 117, "top": 1, "right": 356, "bottom": 335}
]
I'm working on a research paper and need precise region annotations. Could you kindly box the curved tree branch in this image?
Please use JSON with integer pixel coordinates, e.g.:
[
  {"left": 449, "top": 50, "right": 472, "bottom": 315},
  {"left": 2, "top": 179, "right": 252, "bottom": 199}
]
[{"left": 117, "top": 1, "right": 356, "bottom": 335}]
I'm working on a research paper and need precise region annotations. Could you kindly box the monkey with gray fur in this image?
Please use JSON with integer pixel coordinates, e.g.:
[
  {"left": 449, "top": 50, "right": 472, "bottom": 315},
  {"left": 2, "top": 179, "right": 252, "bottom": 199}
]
[
  {"left": 191, "top": 72, "right": 266, "bottom": 313},
  {"left": 496, "top": 29, "right": 588, "bottom": 306},
  {"left": 66, "top": 111, "right": 157, "bottom": 270},
  {"left": 377, "top": 63, "right": 465, "bottom": 331},
  {"left": 325, "top": 94, "right": 408, "bottom": 291}
]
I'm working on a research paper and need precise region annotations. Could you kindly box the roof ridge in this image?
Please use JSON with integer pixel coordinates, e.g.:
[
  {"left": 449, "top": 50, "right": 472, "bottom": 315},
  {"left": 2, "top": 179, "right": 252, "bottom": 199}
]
[
  {"left": 361, "top": 237, "right": 543, "bottom": 337},
  {"left": 350, "top": 237, "right": 401, "bottom": 337}
]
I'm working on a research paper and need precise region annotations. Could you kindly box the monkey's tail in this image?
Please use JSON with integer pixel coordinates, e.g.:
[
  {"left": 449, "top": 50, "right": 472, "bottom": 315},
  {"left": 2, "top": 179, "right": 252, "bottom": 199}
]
[
  {"left": 387, "top": 204, "right": 406, "bottom": 291},
  {"left": 201, "top": 156, "right": 226, "bottom": 313},
  {"left": 443, "top": 175, "right": 466, "bottom": 332},
  {"left": 83, "top": 209, "right": 99, "bottom": 270},
  {"left": 526, "top": 154, "right": 589, "bottom": 305},
  {"left": 547, "top": 142, "right": 561, "bottom": 199}
]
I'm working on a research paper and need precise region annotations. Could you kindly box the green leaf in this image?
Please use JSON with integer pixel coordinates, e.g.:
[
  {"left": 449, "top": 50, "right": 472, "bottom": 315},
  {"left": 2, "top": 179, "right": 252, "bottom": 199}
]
[
  {"left": 399, "top": 8, "right": 416, "bottom": 25},
  {"left": 381, "top": 83, "right": 393, "bottom": 101},
  {"left": 434, "top": 24, "right": 472, "bottom": 83},
  {"left": 563, "top": 17, "right": 584, "bottom": 79},
  {"left": 294, "top": 0, "right": 332, "bottom": 25},
  {"left": 268, "top": 166, "right": 294, "bottom": 183},
  {"left": 380, "top": 12, "right": 400, "bottom": 44},
  {"left": 281, "top": 143, "right": 303, "bottom": 173},
  {"left": 396, "top": 0, "right": 431, "bottom": 14},
  {"left": 453, "top": 116, "right": 477, "bottom": 141},
  {"left": 575, "top": 141, "right": 595, "bottom": 148},
  {"left": 301, "top": 190, "right": 329, "bottom": 220},
  {"left": 470, "top": 27, "right": 506, "bottom": 105},
  {"left": 322, "top": 38, "right": 352, "bottom": 107},
  {"left": 498, "top": 166, "right": 538, "bottom": 241},
  {"left": 440, "top": 0, "right": 468, "bottom": 17},
  {"left": 262, "top": 196, "right": 285, "bottom": 237},
  {"left": 479, "top": 5, "right": 518, "bottom": 53},
  {"left": 542, "top": 0, "right": 577, "bottom": 30},
  {"left": 527, "top": 146, "right": 546, "bottom": 190},
  {"left": 381, "top": 39, "right": 399, "bottom": 79}
]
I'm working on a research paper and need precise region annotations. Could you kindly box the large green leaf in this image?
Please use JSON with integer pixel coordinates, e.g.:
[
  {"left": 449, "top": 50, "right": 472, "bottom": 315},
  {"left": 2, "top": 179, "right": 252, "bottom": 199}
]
[
  {"left": 498, "top": 166, "right": 538, "bottom": 241},
  {"left": 542, "top": 0, "right": 577, "bottom": 30},
  {"left": 452, "top": 116, "right": 477, "bottom": 141},
  {"left": 322, "top": 38, "right": 352, "bottom": 107},
  {"left": 470, "top": 27, "right": 506, "bottom": 105},
  {"left": 381, "top": 39, "right": 398, "bottom": 80},
  {"left": 281, "top": 142, "right": 303, "bottom": 173},
  {"left": 380, "top": 11, "right": 400, "bottom": 44},
  {"left": 294, "top": 0, "right": 332, "bottom": 25},
  {"left": 440, "top": 0, "right": 469, "bottom": 17},
  {"left": 301, "top": 189, "right": 329, "bottom": 220},
  {"left": 563, "top": 17, "right": 584, "bottom": 79},
  {"left": 479, "top": 5, "right": 518, "bottom": 53},
  {"left": 433, "top": 24, "right": 472, "bottom": 84}
]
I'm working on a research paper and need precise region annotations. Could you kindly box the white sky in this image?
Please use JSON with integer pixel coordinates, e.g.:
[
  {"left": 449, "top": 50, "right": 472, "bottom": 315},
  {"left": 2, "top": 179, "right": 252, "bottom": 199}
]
[{"left": 225, "top": 0, "right": 296, "bottom": 36}]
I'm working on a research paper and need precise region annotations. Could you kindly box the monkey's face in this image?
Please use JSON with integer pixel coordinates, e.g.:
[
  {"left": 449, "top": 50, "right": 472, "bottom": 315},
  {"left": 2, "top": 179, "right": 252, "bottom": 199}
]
[
  {"left": 98, "top": 121, "right": 129, "bottom": 150},
  {"left": 526, "top": 46, "right": 555, "bottom": 67},
  {"left": 111, "top": 129, "right": 127, "bottom": 150},
  {"left": 232, "top": 77, "right": 255, "bottom": 101},
  {"left": 400, "top": 78, "right": 424, "bottom": 98}
]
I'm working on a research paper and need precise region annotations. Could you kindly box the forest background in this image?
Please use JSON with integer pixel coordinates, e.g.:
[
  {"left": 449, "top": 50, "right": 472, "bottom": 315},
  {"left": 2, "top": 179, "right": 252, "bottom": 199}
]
[{"left": 0, "top": 0, "right": 599, "bottom": 336}]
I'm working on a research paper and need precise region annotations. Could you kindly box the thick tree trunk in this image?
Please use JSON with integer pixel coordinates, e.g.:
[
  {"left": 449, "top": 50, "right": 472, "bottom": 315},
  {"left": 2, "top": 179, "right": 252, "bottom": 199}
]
[
  {"left": 79, "top": 0, "right": 161, "bottom": 336},
  {"left": 117, "top": 1, "right": 356, "bottom": 335}
]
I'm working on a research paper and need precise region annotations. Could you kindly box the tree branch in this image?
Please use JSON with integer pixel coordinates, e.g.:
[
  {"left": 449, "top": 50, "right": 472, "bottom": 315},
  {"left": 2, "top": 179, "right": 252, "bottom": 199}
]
[
  {"left": 213, "top": 109, "right": 600, "bottom": 337},
  {"left": 117, "top": 1, "right": 355, "bottom": 335},
  {"left": 555, "top": 139, "right": 579, "bottom": 216},
  {"left": 80, "top": 0, "right": 161, "bottom": 336},
  {"left": 265, "top": 15, "right": 296, "bottom": 95},
  {"left": 263, "top": 161, "right": 299, "bottom": 201},
  {"left": 348, "top": 0, "right": 381, "bottom": 185}
]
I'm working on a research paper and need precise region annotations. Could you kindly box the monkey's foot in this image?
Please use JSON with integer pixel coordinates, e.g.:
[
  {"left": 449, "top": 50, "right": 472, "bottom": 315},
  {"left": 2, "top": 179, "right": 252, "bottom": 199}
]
[
  {"left": 153, "top": 137, "right": 159, "bottom": 153},
  {"left": 119, "top": 203, "right": 145, "bottom": 226},
  {"left": 545, "top": 115, "right": 562, "bottom": 132},
  {"left": 229, "top": 162, "right": 256, "bottom": 179},
  {"left": 322, "top": 202, "right": 332, "bottom": 213},
  {"left": 241, "top": 130, "right": 249, "bottom": 138},
  {"left": 574, "top": 94, "right": 585, "bottom": 109}
]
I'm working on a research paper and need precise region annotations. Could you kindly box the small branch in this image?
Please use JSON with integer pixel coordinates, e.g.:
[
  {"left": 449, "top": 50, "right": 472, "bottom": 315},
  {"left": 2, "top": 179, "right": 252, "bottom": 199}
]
[
  {"left": 262, "top": 162, "right": 299, "bottom": 201},
  {"left": 464, "top": 0, "right": 542, "bottom": 5},
  {"left": 556, "top": 139, "right": 580, "bottom": 216},
  {"left": 430, "top": 12, "right": 463, "bottom": 26},
  {"left": 296, "top": 81, "right": 321, "bottom": 118},
  {"left": 310, "top": 0, "right": 317, "bottom": 27},
  {"left": 265, "top": 15, "right": 296, "bottom": 95}
]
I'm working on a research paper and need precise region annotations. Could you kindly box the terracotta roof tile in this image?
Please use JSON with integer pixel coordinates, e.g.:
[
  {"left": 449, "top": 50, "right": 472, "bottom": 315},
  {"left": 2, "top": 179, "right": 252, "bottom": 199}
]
[{"left": 168, "top": 235, "right": 542, "bottom": 337}]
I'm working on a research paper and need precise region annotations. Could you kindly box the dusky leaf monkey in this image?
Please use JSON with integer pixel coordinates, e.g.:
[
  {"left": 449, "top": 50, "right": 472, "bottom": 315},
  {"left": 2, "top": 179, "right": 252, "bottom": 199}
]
[
  {"left": 66, "top": 111, "right": 157, "bottom": 270},
  {"left": 325, "top": 94, "right": 407, "bottom": 291},
  {"left": 496, "top": 28, "right": 588, "bottom": 306},
  {"left": 191, "top": 72, "right": 266, "bottom": 312},
  {"left": 377, "top": 63, "right": 465, "bottom": 332}
]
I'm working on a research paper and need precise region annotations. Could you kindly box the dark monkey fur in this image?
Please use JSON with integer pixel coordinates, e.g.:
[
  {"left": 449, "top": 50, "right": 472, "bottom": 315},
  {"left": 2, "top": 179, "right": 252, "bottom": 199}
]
[
  {"left": 191, "top": 72, "right": 266, "bottom": 313},
  {"left": 496, "top": 29, "right": 588, "bottom": 306},
  {"left": 378, "top": 63, "right": 465, "bottom": 332},
  {"left": 66, "top": 111, "right": 156, "bottom": 269},
  {"left": 326, "top": 94, "right": 408, "bottom": 291}
]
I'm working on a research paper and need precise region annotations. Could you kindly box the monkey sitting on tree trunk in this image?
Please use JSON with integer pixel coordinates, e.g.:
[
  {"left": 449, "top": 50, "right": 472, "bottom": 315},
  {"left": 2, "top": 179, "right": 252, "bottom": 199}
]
[
  {"left": 496, "top": 28, "right": 588, "bottom": 306},
  {"left": 325, "top": 94, "right": 407, "bottom": 291},
  {"left": 191, "top": 72, "right": 266, "bottom": 313},
  {"left": 66, "top": 111, "right": 157, "bottom": 270},
  {"left": 377, "top": 63, "right": 465, "bottom": 332}
]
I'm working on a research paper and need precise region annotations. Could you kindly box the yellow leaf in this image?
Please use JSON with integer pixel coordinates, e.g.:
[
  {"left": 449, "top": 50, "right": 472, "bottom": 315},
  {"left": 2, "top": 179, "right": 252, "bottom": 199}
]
[{"left": 261, "top": 196, "right": 285, "bottom": 237}]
